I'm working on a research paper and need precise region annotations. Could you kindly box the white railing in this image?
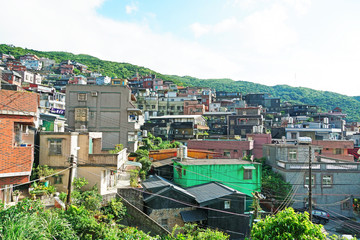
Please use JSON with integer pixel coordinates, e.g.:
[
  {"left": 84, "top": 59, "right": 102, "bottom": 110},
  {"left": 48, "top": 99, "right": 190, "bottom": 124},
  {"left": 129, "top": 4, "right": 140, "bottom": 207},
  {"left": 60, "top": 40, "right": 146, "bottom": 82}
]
[
  {"left": 326, "top": 164, "right": 358, "bottom": 170},
  {"left": 288, "top": 164, "right": 320, "bottom": 169}
]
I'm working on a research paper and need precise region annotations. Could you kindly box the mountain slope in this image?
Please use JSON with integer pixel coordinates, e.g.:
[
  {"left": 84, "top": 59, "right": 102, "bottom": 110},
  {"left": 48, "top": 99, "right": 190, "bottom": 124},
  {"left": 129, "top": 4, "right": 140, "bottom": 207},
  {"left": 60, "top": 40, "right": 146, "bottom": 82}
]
[{"left": 1, "top": 44, "right": 359, "bottom": 122}]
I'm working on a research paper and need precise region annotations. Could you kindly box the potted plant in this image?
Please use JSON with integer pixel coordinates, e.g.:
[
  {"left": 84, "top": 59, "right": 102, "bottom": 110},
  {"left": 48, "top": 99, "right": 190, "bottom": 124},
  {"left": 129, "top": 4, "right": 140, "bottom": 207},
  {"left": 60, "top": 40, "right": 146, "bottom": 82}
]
[{"left": 13, "top": 190, "right": 20, "bottom": 202}]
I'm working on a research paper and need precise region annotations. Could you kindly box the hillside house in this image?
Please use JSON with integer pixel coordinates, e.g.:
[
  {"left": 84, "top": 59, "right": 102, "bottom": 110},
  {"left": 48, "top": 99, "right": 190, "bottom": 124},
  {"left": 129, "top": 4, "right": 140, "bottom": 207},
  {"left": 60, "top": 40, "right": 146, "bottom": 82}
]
[
  {"left": 263, "top": 142, "right": 360, "bottom": 217},
  {"left": 0, "top": 90, "right": 39, "bottom": 204}
]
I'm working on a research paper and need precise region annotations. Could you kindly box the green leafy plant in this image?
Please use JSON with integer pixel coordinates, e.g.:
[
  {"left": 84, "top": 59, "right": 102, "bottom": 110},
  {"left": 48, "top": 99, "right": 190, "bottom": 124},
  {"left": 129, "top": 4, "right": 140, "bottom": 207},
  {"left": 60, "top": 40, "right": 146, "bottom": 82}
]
[
  {"left": 109, "top": 144, "right": 124, "bottom": 154},
  {"left": 250, "top": 208, "right": 326, "bottom": 240},
  {"left": 130, "top": 170, "right": 139, "bottom": 187},
  {"left": 171, "top": 223, "right": 229, "bottom": 240},
  {"left": 36, "top": 165, "right": 55, "bottom": 178}
]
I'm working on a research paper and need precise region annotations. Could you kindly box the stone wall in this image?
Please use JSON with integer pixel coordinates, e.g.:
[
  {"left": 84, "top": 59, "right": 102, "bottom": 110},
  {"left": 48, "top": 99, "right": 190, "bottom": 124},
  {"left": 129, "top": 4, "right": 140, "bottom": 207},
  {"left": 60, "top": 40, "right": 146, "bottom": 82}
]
[
  {"left": 118, "top": 188, "right": 143, "bottom": 210},
  {"left": 149, "top": 207, "right": 193, "bottom": 231},
  {"left": 118, "top": 191, "right": 170, "bottom": 237}
]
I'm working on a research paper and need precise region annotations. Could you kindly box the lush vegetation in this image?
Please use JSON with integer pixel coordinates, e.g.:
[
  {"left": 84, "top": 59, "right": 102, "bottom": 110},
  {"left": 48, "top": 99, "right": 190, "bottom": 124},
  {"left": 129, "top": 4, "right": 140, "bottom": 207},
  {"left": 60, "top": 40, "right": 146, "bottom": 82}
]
[
  {"left": 250, "top": 208, "right": 326, "bottom": 240},
  {"left": 0, "top": 198, "right": 229, "bottom": 239},
  {"left": 261, "top": 164, "right": 292, "bottom": 202},
  {"left": 1, "top": 43, "right": 359, "bottom": 121}
]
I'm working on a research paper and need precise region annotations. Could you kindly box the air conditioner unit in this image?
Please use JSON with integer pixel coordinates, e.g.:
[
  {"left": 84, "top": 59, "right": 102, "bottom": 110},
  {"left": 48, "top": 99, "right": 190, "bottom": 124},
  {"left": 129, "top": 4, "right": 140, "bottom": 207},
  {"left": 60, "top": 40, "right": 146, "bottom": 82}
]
[{"left": 91, "top": 91, "right": 98, "bottom": 97}]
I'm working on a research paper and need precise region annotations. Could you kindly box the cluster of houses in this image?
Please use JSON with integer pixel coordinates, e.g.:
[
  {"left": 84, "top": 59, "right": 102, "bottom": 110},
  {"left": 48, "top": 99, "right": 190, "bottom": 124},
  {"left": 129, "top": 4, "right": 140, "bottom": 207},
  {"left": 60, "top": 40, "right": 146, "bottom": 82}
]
[{"left": 1, "top": 52, "right": 360, "bottom": 239}]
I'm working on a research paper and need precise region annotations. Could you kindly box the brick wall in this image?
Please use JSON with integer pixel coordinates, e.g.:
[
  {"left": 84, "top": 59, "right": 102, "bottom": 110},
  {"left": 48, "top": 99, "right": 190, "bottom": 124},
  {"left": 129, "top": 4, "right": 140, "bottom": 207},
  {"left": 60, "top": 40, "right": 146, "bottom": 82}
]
[
  {"left": 247, "top": 134, "right": 272, "bottom": 159},
  {"left": 0, "top": 115, "right": 34, "bottom": 175},
  {"left": 0, "top": 90, "right": 38, "bottom": 187}
]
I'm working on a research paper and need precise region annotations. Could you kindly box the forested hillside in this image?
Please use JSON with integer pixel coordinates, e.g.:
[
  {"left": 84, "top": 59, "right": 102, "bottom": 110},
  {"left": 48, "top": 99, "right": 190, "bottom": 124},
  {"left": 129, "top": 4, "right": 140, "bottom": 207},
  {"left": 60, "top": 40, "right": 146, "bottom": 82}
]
[{"left": 1, "top": 44, "right": 360, "bottom": 122}]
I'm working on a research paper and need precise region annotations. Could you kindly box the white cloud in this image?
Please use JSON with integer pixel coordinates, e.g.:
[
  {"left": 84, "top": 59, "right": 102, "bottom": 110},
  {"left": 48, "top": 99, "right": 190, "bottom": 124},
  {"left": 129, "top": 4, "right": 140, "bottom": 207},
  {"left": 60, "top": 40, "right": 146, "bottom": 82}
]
[
  {"left": 282, "top": 0, "right": 312, "bottom": 15},
  {"left": 1, "top": 0, "right": 359, "bottom": 96},
  {"left": 190, "top": 4, "right": 297, "bottom": 55},
  {"left": 125, "top": 3, "right": 138, "bottom": 14},
  {"left": 0, "top": 0, "right": 240, "bottom": 80}
]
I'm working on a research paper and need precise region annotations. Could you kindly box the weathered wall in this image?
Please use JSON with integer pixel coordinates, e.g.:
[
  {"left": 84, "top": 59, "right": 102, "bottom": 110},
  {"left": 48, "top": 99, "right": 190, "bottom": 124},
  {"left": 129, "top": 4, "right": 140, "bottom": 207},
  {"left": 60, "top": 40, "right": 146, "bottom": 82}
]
[
  {"left": 117, "top": 190, "right": 170, "bottom": 237},
  {"left": 149, "top": 207, "right": 193, "bottom": 231}
]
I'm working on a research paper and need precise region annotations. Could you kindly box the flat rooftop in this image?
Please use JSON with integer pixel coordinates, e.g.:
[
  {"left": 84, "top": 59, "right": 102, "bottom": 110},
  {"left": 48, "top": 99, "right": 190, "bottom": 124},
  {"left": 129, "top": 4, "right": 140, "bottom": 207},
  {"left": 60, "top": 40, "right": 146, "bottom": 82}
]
[{"left": 177, "top": 158, "right": 260, "bottom": 166}]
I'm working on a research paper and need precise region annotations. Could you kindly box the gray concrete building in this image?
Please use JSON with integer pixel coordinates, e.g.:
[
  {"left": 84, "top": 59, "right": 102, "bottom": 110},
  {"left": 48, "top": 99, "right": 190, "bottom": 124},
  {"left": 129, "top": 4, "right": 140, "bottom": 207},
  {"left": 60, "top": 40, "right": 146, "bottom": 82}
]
[
  {"left": 65, "top": 85, "right": 143, "bottom": 152},
  {"left": 263, "top": 143, "right": 360, "bottom": 218}
]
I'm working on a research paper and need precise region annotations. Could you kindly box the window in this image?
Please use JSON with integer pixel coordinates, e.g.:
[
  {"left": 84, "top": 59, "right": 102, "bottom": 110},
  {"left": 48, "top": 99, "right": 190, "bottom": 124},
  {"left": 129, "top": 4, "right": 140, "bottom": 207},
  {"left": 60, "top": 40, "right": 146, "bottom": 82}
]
[
  {"left": 288, "top": 150, "right": 297, "bottom": 161},
  {"left": 322, "top": 175, "right": 333, "bottom": 187},
  {"left": 238, "top": 118, "right": 247, "bottom": 124},
  {"left": 224, "top": 150, "right": 231, "bottom": 157},
  {"left": 49, "top": 139, "right": 62, "bottom": 155},
  {"left": 53, "top": 175, "right": 63, "bottom": 184},
  {"left": 224, "top": 200, "right": 231, "bottom": 209},
  {"left": 128, "top": 132, "right": 137, "bottom": 142},
  {"left": 244, "top": 169, "right": 253, "bottom": 180},
  {"left": 161, "top": 219, "right": 168, "bottom": 229},
  {"left": 77, "top": 93, "right": 87, "bottom": 101},
  {"left": 291, "top": 133, "right": 297, "bottom": 139},
  {"left": 75, "top": 108, "right": 88, "bottom": 121},
  {"left": 304, "top": 175, "right": 315, "bottom": 188},
  {"left": 13, "top": 123, "right": 33, "bottom": 146},
  {"left": 333, "top": 148, "right": 343, "bottom": 155},
  {"left": 341, "top": 199, "right": 351, "bottom": 210}
]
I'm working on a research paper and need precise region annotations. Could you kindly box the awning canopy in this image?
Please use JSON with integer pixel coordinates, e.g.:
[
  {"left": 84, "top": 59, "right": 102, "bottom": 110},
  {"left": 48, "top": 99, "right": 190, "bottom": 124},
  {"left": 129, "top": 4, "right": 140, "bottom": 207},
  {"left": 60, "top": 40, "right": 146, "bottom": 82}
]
[
  {"left": 180, "top": 209, "right": 207, "bottom": 223},
  {"left": 243, "top": 166, "right": 256, "bottom": 170}
]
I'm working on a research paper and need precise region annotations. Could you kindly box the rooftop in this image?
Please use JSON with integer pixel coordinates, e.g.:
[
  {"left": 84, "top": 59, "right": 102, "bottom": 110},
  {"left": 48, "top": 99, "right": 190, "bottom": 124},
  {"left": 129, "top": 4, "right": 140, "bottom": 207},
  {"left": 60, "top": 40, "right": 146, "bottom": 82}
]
[
  {"left": 150, "top": 115, "right": 204, "bottom": 119},
  {"left": 176, "top": 158, "right": 260, "bottom": 166},
  {"left": 186, "top": 182, "right": 245, "bottom": 204}
]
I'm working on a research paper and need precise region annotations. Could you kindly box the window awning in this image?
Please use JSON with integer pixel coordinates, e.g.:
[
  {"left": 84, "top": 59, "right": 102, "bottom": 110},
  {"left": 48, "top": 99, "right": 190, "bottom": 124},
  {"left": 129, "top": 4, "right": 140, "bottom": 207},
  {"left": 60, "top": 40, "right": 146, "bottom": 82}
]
[{"left": 243, "top": 166, "right": 256, "bottom": 170}]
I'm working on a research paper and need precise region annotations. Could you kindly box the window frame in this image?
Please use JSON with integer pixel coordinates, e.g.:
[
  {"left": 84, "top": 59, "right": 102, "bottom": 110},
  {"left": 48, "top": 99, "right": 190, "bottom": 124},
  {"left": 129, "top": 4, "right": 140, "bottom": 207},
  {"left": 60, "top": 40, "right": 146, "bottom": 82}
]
[
  {"left": 224, "top": 200, "right": 231, "bottom": 209},
  {"left": 77, "top": 93, "right": 87, "bottom": 101},
  {"left": 321, "top": 174, "right": 333, "bottom": 188},
  {"left": 304, "top": 174, "right": 315, "bottom": 188},
  {"left": 48, "top": 139, "right": 63, "bottom": 155},
  {"left": 161, "top": 218, "right": 168, "bottom": 229},
  {"left": 288, "top": 149, "right": 298, "bottom": 161},
  {"left": 243, "top": 169, "right": 253, "bottom": 180}
]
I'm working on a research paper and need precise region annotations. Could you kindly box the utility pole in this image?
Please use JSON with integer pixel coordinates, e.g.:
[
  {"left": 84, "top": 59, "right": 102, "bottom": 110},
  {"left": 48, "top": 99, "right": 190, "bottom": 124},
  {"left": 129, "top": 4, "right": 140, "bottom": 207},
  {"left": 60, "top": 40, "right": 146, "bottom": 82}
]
[
  {"left": 308, "top": 146, "right": 312, "bottom": 222},
  {"left": 66, "top": 154, "right": 75, "bottom": 210}
]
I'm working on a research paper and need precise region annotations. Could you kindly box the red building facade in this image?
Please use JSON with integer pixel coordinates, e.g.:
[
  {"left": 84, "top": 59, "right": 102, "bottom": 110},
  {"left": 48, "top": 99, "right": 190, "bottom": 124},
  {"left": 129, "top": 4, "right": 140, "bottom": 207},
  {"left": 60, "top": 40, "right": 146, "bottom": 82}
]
[{"left": 0, "top": 90, "right": 39, "bottom": 203}]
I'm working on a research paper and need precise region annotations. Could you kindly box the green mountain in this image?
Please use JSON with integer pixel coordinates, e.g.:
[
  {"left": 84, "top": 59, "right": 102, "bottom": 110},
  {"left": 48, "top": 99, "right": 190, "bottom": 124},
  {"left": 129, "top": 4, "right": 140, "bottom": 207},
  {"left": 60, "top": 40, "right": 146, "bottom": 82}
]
[{"left": 1, "top": 44, "right": 360, "bottom": 122}]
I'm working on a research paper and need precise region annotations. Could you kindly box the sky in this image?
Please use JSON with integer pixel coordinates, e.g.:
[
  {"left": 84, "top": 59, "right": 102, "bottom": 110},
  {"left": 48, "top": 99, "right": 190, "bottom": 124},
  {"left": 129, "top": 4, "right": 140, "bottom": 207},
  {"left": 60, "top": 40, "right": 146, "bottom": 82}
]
[{"left": 1, "top": 0, "right": 360, "bottom": 96}]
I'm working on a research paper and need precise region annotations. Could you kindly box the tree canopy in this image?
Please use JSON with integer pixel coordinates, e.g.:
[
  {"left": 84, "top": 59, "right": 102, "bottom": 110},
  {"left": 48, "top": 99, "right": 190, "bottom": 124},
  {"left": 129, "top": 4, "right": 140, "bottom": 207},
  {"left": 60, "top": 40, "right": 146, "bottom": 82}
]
[{"left": 250, "top": 208, "right": 326, "bottom": 240}]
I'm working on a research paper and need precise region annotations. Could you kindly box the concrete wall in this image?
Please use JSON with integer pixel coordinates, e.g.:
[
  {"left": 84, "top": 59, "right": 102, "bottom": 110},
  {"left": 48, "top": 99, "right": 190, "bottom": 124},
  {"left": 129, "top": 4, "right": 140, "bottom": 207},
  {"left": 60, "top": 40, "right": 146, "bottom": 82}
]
[{"left": 65, "top": 85, "right": 139, "bottom": 151}]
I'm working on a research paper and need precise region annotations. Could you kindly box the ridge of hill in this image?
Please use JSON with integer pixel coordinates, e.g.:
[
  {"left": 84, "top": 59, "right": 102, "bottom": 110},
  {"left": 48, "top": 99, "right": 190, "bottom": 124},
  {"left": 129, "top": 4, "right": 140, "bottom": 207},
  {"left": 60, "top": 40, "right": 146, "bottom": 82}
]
[{"left": 1, "top": 44, "right": 359, "bottom": 122}]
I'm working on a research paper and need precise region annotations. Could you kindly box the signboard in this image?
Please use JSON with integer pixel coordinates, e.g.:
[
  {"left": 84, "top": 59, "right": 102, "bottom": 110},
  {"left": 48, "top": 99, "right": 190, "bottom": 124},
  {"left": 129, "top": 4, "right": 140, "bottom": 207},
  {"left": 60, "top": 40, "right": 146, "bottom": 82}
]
[{"left": 50, "top": 107, "right": 65, "bottom": 115}]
